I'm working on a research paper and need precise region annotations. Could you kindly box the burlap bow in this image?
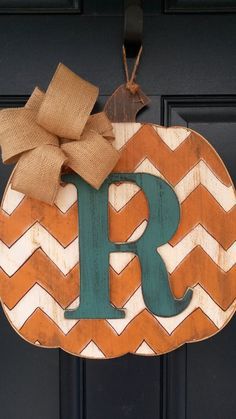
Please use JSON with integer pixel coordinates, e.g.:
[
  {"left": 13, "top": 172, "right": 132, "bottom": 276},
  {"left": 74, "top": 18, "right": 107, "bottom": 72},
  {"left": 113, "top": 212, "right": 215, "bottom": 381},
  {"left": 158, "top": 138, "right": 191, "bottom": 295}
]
[{"left": 0, "top": 64, "right": 119, "bottom": 204}]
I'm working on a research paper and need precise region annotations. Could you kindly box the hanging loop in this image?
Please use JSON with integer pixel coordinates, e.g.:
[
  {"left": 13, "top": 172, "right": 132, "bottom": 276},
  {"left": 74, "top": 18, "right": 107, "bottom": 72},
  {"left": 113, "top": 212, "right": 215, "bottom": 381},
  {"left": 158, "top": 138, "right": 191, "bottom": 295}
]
[
  {"left": 124, "top": 0, "right": 143, "bottom": 57},
  {"left": 122, "top": 44, "right": 143, "bottom": 94}
]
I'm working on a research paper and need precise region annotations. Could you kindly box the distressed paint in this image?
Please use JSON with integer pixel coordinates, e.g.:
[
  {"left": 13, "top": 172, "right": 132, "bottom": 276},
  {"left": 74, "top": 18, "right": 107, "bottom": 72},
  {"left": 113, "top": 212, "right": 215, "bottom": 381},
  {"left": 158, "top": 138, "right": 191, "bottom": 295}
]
[
  {"left": 64, "top": 173, "right": 192, "bottom": 319},
  {"left": 0, "top": 123, "right": 235, "bottom": 358}
]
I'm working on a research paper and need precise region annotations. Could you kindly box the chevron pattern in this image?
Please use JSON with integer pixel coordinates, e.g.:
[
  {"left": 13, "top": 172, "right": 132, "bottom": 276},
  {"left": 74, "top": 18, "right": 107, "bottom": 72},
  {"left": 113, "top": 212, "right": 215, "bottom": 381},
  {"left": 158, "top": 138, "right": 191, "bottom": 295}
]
[{"left": 0, "top": 124, "right": 235, "bottom": 358}]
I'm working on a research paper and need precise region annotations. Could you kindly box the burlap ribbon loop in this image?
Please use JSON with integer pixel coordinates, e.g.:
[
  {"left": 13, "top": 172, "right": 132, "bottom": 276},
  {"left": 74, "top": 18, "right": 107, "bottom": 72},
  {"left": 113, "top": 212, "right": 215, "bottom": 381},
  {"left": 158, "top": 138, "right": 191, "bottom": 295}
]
[{"left": 0, "top": 63, "right": 119, "bottom": 204}]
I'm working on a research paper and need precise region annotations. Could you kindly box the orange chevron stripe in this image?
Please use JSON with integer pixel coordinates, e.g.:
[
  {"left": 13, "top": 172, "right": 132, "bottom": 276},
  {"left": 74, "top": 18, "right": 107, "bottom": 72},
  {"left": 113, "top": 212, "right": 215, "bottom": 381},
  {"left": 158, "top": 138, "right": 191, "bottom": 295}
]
[
  {"left": 18, "top": 307, "right": 218, "bottom": 357},
  {"left": 0, "top": 250, "right": 140, "bottom": 309},
  {"left": 110, "top": 256, "right": 141, "bottom": 307},
  {"left": 170, "top": 247, "right": 236, "bottom": 310},
  {"left": 109, "top": 191, "right": 148, "bottom": 242},
  {"left": 0, "top": 199, "right": 78, "bottom": 247},
  {"left": 0, "top": 250, "right": 80, "bottom": 308},
  {"left": 113, "top": 125, "right": 231, "bottom": 186},
  {"left": 109, "top": 184, "right": 236, "bottom": 248},
  {"left": 170, "top": 185, "right": 236, "bottom": 248}
]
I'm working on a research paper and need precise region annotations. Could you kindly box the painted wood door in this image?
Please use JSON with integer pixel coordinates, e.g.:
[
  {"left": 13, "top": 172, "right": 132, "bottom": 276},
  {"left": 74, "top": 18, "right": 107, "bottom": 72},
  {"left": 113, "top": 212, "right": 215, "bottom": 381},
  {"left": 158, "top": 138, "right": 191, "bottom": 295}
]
[{"left": 0, "top": 2, "right": 235, "bottom": 418}]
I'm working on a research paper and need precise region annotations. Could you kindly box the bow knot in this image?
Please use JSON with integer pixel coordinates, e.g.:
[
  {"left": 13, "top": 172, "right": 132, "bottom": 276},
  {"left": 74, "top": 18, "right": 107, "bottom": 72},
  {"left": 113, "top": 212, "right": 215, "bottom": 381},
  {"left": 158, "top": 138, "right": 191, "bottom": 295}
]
[{"left": 0, "top": 64, "right": 119, "bottom": 204}]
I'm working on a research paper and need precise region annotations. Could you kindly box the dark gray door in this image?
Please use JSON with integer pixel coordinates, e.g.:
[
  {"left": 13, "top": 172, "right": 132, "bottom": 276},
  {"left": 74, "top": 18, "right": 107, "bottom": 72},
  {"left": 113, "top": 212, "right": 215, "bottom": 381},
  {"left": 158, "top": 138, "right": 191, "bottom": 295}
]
[{"left": 0, "top": 2, "right": 235, "bottom": 418}]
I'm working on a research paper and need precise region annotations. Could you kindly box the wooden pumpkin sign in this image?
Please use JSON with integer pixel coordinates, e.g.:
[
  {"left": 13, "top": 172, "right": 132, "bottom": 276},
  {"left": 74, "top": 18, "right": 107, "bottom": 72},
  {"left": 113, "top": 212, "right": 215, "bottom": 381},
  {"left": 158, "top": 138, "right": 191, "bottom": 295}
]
[{"left": 0, "top": 123, "right": 235, "bottom": 358}]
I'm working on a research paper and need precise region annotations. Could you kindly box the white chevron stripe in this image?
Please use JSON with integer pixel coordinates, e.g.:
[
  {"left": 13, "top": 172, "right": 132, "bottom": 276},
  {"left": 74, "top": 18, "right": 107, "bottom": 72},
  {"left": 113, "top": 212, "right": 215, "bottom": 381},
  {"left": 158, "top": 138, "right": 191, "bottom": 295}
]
[
  {"left": 2, "top": 184, "right": 25, "bottom": 215},
  {"left": 155, "top": 285, "right": 236, "bottom": 334},
  {"left": 0, "top": 227, "right": 137, "bottom": 276},
  {"left": 2, "top": 183, "right": 78, "bottom": 215},
  {"left": 153, "top": 126, "right": 191, "bottom": 150},
  {"left": 108, "top": 285, "right": 236, "bottom": 335},
  {"left": 3, "top": 159, "right": 235, "bottom": 217},
  {"left": 54, "top": 183, "right": 78, "bottom": 213},
  {"left": 4, "top": 282, "right": 235, "bottom": 337},
  {"left": 114, "top": 221, "right": 236, "bottom": 273},
  {"left": 3, "top": 284, "right": 80, "bottom": 334},
  {"left": 135, "top": 158, "right": 164, "bottom": 178},
  {"left": 1, "top": 224, "right": 235, "bottom": 277},
  {"left": 112, "top": 123, "right": 142, "bottom": 150},
  {"left": 135, "top": 159, "right": 235, "bottom": 211},
  {"left": 0, "top": 223, "right": 79, "bottom": 275},
  {"left": 175, "top": 161, "right": 236, "bottom": 210},
  {"left": 110, "top": 252, "right": 136, "bottom": 274},
  {"left": 158, "top": 225, "right": 236, "bottom": 273},
  {"left": 107, "top": 288, "right": 146, "bottom": 334},
  {"left": 135, "top": 341, "right": 156, "bottom": 355},
  {"left": 0, "top": 232, "right": 137, "bottom": 277},
  {"left": 109, "top": 182, "right": 140, "bottom": 211},
  {"left": 3, "top": 181, "right": 141, "bottom": 215},
  {"left": 80, "top": 341, "right": 105, "bottom": 359},
  {"left": 127, "top": 220, "right": 147, "bottom": 242}
]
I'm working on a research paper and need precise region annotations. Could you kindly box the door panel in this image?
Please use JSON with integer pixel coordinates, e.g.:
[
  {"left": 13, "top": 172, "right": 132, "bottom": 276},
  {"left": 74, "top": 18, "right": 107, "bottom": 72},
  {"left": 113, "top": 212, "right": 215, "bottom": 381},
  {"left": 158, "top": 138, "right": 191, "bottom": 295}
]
[
  {"left": 164, "top": 96, "right": 236, "bottom": 184},
  {"left": 0, "top": 3, "right": 235, "bottom": 419},
  {"left": 0, "top": 306, "right": 60, "bottom": 419},
  {"left": 164, "top": 96, "right": 236, "bottom": 419},
  {"left": 85, "top": 356, "right": 161, "bottom": 419},
  {"left": 0, "top": 0, "right": 82, "bottom": 14},
  {"left": 186, "top": 319, "right": 236, "bottom": 419},
  {"left": 164, "top": 0, "right": 236, "bottom": 13}
]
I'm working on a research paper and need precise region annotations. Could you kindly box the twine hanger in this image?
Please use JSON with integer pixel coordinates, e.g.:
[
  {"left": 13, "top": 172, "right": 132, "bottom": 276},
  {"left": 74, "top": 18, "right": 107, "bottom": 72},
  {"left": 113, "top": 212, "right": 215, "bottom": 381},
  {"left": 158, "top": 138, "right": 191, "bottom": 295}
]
[{"left": 122, "top": 45, "right": 143, "bottom": 95}]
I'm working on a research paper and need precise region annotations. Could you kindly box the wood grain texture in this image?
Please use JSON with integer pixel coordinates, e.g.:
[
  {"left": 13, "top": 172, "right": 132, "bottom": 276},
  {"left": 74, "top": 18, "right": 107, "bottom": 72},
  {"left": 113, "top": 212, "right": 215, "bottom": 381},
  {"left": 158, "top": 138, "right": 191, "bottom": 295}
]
[
  {"left": 0, "top": 123, "right": 235, "bottom": 358},
  {"left": 104, "top": 84, "right": 150, "bottom": 122},
  {"left": 0, "top": 0, "right": 81, "bottom": 14}
]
